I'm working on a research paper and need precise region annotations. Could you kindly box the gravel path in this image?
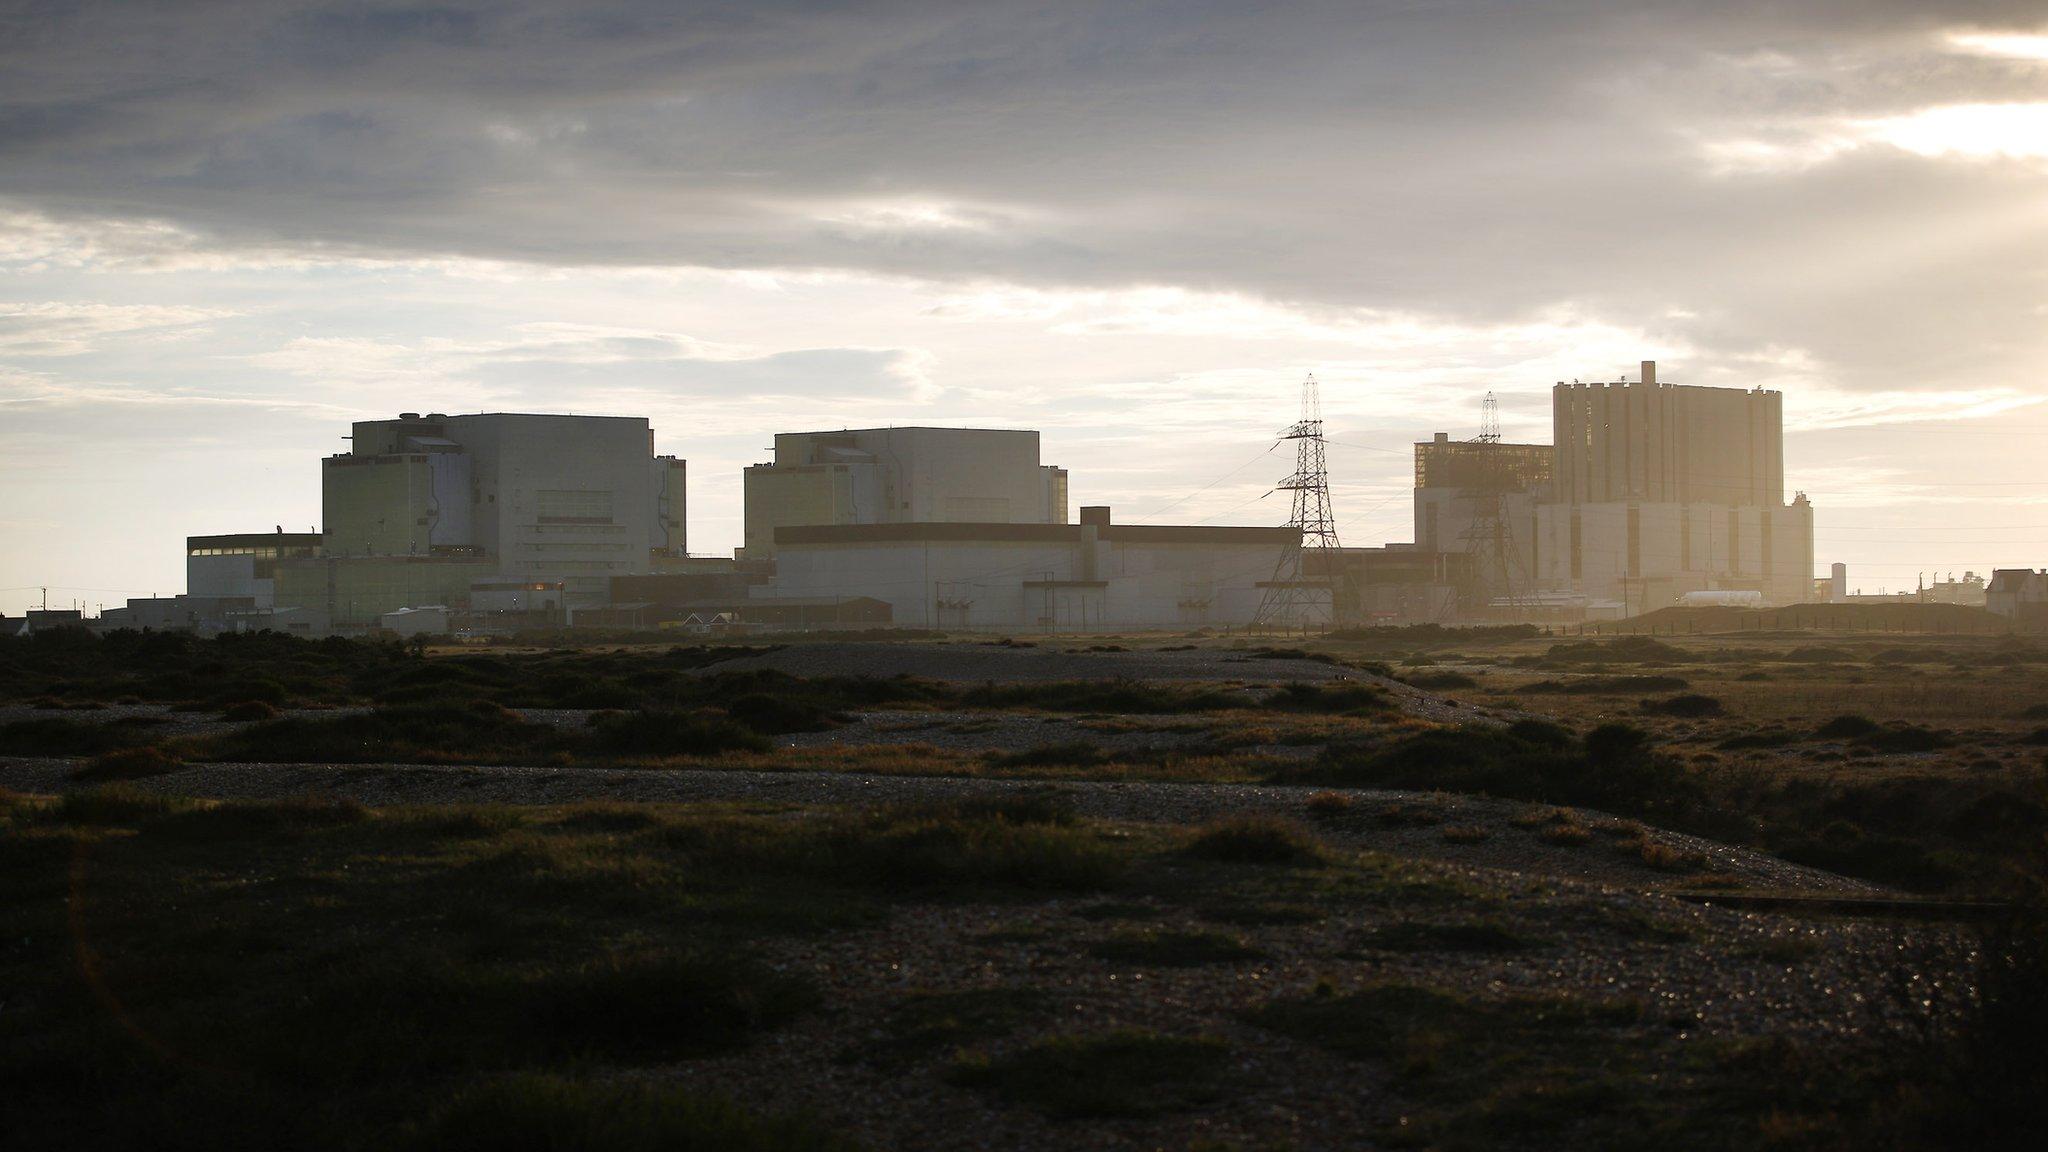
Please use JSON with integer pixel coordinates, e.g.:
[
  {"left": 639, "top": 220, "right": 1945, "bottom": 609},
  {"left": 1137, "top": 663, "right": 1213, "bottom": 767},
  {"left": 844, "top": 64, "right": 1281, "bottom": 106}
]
[{"left": 0, "top": 755, "right": 1875, "bottom": 893}]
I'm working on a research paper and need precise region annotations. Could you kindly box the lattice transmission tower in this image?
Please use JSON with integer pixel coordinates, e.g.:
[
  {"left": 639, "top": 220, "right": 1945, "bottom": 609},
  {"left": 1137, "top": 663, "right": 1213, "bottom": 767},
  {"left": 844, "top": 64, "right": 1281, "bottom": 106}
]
[
  {"left": 1459, "top": 391, "right": 1530, "bottom": 614},
  {"left": 1252, "top": 374, "right": 1344, "bottom": 630}
]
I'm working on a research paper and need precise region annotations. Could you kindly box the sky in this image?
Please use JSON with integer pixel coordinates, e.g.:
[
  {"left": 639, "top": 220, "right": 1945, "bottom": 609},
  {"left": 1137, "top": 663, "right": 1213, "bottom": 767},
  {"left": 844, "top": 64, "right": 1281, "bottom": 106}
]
[{"left": 5, "top": 0, "right": 2048, "bottom": 615}]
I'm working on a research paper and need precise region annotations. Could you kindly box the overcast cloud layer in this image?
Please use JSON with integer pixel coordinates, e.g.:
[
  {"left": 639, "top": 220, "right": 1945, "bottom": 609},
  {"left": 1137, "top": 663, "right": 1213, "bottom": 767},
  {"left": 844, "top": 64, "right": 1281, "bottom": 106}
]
[{"left": 5, "top": 1, "right": 2048, "bottom": 611}]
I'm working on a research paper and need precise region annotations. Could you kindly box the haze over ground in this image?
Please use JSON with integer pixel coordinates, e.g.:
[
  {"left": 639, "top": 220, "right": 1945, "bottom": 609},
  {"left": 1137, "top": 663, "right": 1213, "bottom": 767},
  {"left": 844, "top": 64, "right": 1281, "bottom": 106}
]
[{"left": 5, "top": 1, "right": 2048, "bottom": 613}]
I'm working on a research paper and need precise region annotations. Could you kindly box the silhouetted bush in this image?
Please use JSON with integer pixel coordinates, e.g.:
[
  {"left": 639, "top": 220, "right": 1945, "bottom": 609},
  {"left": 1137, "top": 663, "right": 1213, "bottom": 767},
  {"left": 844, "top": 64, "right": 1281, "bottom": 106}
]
[
  {"left": 69, "top": 746, "right": 183, "bottom": 782},
  {"left": 1814, "top": 714, "right": 1882, "bottom": 740},
  {"left": 588, "top": 710, "right": 770, "bottom": 757},
  {"left": 1640, "top": 693, "right": 1722, "bottom": 718},
  {"left": 1518, "top": 675, "right": 1689, "bottom": 695},
  {"left": 723, "top": 692, "right": 843, "bottom": 735},
  {"left": 1262, "top": 681, "right": 1392, "bottom": 715},
  {"left": 1184, "top": 816, "right": 1324, "bottom": 865}
]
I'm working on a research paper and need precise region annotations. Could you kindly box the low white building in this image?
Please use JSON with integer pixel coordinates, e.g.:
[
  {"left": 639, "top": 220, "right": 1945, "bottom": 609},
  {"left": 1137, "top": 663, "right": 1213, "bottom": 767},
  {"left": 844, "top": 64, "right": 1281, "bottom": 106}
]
[
  {"left": 378, "top": 605, "right": 451, "bottom": 637},
  {"left": 762, "top": 506, "right": 1295, "bottom": 630}
]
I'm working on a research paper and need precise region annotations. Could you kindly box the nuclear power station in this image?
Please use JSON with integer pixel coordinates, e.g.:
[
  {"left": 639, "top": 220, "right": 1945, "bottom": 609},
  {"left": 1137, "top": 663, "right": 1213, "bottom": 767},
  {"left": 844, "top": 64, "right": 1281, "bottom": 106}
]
[{"left": 91, "top": 358, "right": 1821, "bottom": 636}]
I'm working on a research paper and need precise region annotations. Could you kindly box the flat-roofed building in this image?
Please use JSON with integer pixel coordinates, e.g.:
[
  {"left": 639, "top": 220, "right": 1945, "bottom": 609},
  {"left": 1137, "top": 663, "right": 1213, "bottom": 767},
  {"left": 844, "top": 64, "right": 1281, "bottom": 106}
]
[
  {"left": 762, "top": 506, "right": 1293, "bottom": 630},
  {"left": 315, "top": 411, "right": 687, "bottom": 610},
  {"left": 742, "top": 427, "right": 1068, "bottom": 561},
  {"left": 1533, "top": 362, "right": 1814, "bottom": 610},
  {"left": 188, "top": 531, "right": 323, "bottom": 608}
]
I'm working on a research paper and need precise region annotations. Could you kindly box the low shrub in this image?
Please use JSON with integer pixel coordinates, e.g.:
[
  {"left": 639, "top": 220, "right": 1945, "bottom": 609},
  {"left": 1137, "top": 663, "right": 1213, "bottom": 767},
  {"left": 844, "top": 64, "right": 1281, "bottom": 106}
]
[
  {"left": 588, "top": 710, "right": 771, "bottom": 757},
  {"left": 525, "top": 950, "right": 817, "bottom": 1061},
  {"left": 0, "top": 715, "right": 169, "bottom": 756},
  {"left": 961, "top": 679, "right": 1241, "bottom": 714},
  {"left": 1301, "top": 720, "right": 1690, "bottom": 816},
  {"left": 1640, "top": 694, "right": 1723, "bottom": 718},
  {"left": 984, "top": 742, "right": 1112, "bottom": 770},
  {"left": 70, "top": 745, "right": 183, "bottom": 782},
  {"left": 1814, "top": 714, "right": 1882, "bottom": 740},
  {"left": 1305, "top": 790, "right": 1353, "bottom": 815},
  {"left": 198, "top": 701, "right": 561, "bottom": 764},
  {"left": 1263, "top": 681, "right": 1392, "bottom": 715},
  {"left": 1184, "top": 816, "right": 1324, "bottom": 865},
  {"left": 219, "top": 700, "right": 282, "bottom": 722},
  {"left": 723, "top": 693, "right": 843, "bottom": 735},
  {"left": 1401, "top": 670, "right": 1479, "bottom": 690}
]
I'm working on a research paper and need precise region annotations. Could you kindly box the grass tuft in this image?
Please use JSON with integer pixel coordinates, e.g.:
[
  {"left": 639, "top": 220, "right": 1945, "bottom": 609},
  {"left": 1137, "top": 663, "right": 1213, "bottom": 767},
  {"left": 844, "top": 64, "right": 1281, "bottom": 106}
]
[{"left": 1184, "top": 816, "right": 1324, "bottom": 865}]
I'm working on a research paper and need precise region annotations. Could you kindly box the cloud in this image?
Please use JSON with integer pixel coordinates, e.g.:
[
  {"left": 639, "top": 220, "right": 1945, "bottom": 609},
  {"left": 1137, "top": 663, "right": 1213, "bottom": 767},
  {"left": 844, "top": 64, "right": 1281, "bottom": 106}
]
[
  {"left": 0, "top": 1, "right": 2044, "bottom": 395},
  {"left": 0, "top": 300, "right": 239, "bottom": 354}
]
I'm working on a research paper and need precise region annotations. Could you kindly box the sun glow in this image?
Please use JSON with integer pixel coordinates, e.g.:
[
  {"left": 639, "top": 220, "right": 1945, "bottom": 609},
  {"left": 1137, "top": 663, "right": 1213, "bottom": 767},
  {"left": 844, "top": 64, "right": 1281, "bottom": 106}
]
[{"left": 1862, "top": 103, "right": 2048, "bottom": 160}]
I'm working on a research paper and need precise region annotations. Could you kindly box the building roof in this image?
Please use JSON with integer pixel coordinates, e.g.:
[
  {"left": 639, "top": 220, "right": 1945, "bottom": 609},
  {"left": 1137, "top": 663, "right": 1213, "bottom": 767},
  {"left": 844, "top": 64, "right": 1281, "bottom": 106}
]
[
  {"left": 775, "top": 522, "right": 1297, "bottom": 546},
  {"left": 188, "top": 532, "right": 323, "bottom": 548}
]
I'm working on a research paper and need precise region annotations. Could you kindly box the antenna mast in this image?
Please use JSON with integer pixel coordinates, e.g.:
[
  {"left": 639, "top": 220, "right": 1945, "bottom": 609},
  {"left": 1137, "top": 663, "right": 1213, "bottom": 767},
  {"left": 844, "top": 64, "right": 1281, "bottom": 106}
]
[{"left": 1253, "top": 374, "right": 1344, "bottom": 630}]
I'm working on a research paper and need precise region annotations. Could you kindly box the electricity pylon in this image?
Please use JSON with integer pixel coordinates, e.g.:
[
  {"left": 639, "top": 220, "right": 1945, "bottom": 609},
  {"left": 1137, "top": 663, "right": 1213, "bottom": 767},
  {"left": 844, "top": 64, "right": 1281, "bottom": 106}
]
[
  {"left": 1459, "top": 392, "right": 1529, "bottom": 614},
  {"left": 1253, "top": 374, "right": 1344, "bottom": 630}
]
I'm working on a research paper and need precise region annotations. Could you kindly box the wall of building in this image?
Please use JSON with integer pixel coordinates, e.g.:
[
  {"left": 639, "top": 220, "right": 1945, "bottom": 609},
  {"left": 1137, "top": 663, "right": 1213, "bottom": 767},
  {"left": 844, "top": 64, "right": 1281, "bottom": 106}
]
[
  {"left": 742, "top": 427, "right": 1067, "bottom": 560},
  {"left": 274, "top": 555, "right": 496, "bottom": 633},
  {"left": 187, "top": 533, "right": 323, "bottom": 608},
  {"left": 329, "top": 413, "right": 682, "bottom": 608},
  {"left": 1532, "top": 497, "right": 1813, "bottom": 609},
  {"left": 1552, "top": 363, "right": 1783, "bottom": 507},
  {"left": 323, "top": 455, "right": 433, "bottom": 556},
  {"left": 763, "top": 520, "right": 1291, "bottom": 630}
]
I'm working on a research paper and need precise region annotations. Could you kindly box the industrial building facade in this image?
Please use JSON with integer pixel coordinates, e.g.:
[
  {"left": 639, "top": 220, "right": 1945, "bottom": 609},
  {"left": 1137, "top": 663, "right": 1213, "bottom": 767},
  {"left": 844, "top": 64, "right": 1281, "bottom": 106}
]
[
  {"left": 1535, "top": 363, "right": 1812, "bottom": 609},
  {"left": 113, "top": 358, "right": 1817, "bottom": 637},
  {"left": 282, "top": 412, "right": 687, "bottom": 630},
  {"left": 743, "top": 427, "right": 1067, "bottom": 560},
  {"left": 765, "top": 507, "right": 1294, "bottom": 630}
]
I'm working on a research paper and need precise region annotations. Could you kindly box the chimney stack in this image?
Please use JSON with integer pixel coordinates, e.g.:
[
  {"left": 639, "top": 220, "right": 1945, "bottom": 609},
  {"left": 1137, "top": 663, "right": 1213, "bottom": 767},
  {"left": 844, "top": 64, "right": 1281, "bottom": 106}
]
[{"left": 1641, "top": 360, "right": 1657, "bottom": 387}]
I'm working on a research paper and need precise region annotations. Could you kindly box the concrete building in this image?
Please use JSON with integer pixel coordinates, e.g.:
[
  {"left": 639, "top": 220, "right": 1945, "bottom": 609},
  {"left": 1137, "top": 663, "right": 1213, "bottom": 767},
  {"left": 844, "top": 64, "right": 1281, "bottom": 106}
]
[
  {"left": 762, "top": 506, "right": 1292, "bottom": 630},
  {"left": 283, "top": 412, "right": 687, "bottom": 629},
  {"left": 1987, "top": 569, "right": 2048, "bottom": 623},
  {"left": 1412, "top": 432, "right": 1552, "bottom": 605},
  {"left": 1552, "top": 361, "right": 1783, "bottom": 507},
  {"left": 742, "top": 427, "right": 1067, "bottom": 561},
  {"left": 1532, "top": 362, "right": 1813, "bottom": 610},
  {"left": 187, "top": 531, "right": 323, "bottom": 608}
]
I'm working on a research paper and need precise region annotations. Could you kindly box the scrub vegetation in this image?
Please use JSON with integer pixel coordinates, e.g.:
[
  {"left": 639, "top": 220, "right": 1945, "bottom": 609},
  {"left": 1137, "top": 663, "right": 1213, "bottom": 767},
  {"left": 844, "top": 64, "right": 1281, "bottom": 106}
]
[{"left": 4, "top": 625, "right": 2048, "bottom": 1148}]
